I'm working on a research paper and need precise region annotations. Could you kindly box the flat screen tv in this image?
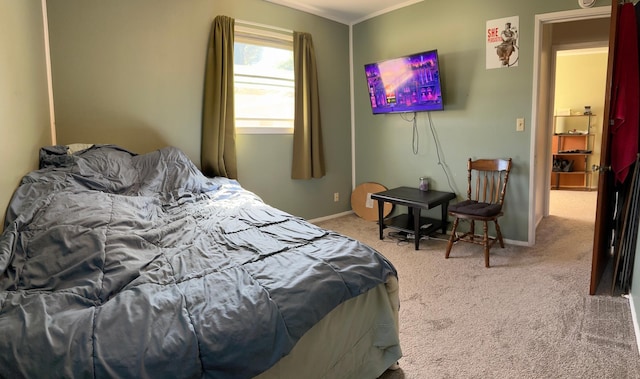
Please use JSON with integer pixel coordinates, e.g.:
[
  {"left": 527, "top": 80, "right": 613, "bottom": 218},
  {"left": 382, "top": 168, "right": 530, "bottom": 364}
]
[{"left": 364, "top": 49, "right": 443, "bottom": 114}]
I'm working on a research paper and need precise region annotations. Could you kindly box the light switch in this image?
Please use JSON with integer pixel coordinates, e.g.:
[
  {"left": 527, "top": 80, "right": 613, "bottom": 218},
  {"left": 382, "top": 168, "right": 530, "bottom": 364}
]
[{"left": 516, "top": 118, "right": 525, "bottom": 132}]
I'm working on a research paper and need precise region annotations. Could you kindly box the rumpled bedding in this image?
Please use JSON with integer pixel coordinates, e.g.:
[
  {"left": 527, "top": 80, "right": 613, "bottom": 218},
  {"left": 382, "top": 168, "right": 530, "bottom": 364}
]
[{"left": 0, "top": 145, "right": 396, "bottom": 379}]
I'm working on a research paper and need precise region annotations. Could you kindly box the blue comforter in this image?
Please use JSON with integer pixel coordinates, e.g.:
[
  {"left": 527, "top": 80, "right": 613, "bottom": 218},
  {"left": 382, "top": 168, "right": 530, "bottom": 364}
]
[{"left": 0, "top": 145, "right": 396, "bottom": 378}]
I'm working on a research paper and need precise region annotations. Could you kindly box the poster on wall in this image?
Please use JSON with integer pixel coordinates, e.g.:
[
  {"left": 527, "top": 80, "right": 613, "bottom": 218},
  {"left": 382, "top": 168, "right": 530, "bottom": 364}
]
[{"left": 486, "top": 16, "right": 519, "bottom": 69}]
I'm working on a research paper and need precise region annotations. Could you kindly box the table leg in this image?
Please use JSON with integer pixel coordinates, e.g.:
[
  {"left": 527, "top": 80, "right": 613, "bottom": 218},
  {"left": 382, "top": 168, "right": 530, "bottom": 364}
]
[
  {"left": 377, "top": 200, "right": 385, "bottom": 240},
  {"left": 441, "top": 201, "right": 450, "bottom": 234},
  {"left": 413, "top": 207, "right": 420, "bottom": 250}
]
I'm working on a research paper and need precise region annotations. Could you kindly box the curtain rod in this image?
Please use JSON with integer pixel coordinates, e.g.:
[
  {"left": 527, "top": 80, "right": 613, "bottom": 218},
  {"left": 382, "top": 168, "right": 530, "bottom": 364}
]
[{"left": 235, "top": 19, "right": 293, "bottom": 34}]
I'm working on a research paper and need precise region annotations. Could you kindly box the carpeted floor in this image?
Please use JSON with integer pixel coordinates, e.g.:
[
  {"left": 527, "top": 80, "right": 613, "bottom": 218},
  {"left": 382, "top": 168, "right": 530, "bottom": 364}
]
[{"left": 316, "top": 190, "right": 640, "bottom": 379}]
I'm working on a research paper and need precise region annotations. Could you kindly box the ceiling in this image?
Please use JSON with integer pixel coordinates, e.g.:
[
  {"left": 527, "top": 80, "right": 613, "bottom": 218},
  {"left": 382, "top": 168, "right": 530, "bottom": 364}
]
[{"left": 264, "top": 0, "right": 424, "bottom": 25}]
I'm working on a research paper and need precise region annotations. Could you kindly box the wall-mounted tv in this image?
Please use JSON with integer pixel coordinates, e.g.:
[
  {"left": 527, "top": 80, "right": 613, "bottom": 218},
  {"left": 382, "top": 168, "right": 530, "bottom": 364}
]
[{"left": 364, "top": 49, "right": 443, "bottom": 114}]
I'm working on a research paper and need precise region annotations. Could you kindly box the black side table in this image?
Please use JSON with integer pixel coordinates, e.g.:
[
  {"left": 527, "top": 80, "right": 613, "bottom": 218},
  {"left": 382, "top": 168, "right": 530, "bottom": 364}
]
[{"left": 371, "top": 187, "right": 456, "bottom": 250}]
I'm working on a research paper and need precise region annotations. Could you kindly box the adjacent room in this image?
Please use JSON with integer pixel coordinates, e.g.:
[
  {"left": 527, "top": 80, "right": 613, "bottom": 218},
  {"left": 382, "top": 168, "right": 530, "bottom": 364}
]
[{"left": 2, "top": 0, "right": 640, "bottom": 377}]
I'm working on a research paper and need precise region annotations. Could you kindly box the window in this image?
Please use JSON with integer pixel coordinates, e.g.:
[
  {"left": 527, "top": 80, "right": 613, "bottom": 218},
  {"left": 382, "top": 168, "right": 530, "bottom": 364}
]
[{"left": 234, "top": 25, "right": 294, "bottom": 134}]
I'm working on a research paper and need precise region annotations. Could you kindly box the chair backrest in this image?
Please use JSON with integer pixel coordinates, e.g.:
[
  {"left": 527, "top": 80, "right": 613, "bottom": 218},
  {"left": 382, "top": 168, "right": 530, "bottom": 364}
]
[{"left": 466, "top": 158, "right": 512, "bottom": 206}]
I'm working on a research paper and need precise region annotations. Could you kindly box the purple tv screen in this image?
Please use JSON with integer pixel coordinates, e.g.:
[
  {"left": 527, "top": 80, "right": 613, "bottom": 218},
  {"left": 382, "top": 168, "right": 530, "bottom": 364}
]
[{"left": 364, "top": 49, "right": 443, "bottom": 114}]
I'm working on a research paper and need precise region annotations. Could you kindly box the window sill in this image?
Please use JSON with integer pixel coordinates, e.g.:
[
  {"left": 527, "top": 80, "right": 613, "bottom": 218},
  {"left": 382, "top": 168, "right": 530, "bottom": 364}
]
[{"left": 236, "top": 127, "right": 293, "bottom": 135}]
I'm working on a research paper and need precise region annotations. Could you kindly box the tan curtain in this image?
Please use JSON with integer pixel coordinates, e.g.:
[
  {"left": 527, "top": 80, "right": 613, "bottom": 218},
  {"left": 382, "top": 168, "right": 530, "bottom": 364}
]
[
  {"left": 292, "top": 32, "right": 325, "bottom": 179},
  {"left": 201, "top": 16, "right": 237, "bottom": 179}
]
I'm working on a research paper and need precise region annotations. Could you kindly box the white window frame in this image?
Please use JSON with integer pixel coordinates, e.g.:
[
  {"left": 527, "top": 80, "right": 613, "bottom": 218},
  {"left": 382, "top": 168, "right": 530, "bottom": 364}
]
[{"left": 234, "top": 24, "right": 294, "bottom": 135}]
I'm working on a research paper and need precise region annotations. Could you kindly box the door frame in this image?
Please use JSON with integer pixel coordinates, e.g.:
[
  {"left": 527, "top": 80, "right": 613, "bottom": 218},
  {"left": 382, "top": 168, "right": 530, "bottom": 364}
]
[{"left": 529, "top": 6, "right": 612, "bottom": 246}]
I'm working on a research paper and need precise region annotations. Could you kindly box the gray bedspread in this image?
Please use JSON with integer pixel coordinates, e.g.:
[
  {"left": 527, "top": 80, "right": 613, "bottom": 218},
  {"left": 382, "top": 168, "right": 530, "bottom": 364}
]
[{"left": 0, "top": 145, "right": 396, "bottom": 379}]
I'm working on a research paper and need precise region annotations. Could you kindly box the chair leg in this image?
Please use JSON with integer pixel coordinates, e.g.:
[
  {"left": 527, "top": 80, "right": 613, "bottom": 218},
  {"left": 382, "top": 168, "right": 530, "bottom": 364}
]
[
  {"left": 445, "top": 217, "right": 459, "bottom": 259},
  {"left": 469, "top": 220, "right": 475, "bottom": 242},
  {"left": 495, "top": 220, "right": 505, "bottom": 248},
  {"left": 483, "top": 221, "right": 490, "bottom": 268}
]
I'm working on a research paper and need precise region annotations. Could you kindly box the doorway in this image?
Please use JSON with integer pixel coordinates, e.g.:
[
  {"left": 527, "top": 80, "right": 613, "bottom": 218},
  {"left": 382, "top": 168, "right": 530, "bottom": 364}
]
[
  {"left": 549, "top": 45, "right": 608, "bottom": 199},
  {"left": 530, "top": 8, "right": 611, "bottom": 244},
  {"left": 532, "top": 6, "right": 613, "bottom": 294}
]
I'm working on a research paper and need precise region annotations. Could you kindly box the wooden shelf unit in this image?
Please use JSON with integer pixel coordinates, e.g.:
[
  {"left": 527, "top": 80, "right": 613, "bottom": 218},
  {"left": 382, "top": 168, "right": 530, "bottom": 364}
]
[{"left": 551, "top": 114, "right": 594, "bottom": 191}]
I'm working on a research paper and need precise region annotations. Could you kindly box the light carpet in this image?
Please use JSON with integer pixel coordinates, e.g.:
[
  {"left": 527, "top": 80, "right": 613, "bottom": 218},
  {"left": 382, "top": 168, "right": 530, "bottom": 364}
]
[{"left": 316, "top": 190, "right": 640, "bottom": 378}]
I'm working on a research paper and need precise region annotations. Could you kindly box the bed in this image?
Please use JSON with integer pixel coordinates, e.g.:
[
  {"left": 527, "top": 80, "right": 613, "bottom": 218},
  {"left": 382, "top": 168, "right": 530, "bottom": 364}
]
[{"left": 0, "top": 145, "right": 401, "bottom": 378}]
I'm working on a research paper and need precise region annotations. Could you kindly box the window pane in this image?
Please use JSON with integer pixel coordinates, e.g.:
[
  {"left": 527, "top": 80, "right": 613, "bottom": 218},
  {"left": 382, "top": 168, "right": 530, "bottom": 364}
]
[
  {"left": 234, "top": 79, "right": 294, "bottom": 121},
  {"left": 235, "top": 43, "right": 294, "bottom": 80},
  {"left": 234, "top": 39, "right": 294, "bottom": 134}
]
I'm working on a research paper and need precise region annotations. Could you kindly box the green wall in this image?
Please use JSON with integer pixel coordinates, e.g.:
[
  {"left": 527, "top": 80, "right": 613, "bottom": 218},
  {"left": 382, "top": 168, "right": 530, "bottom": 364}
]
[
  {"left": 46, "top": 0, "right": 352, "bottom": 220},
  {"left": 45, "top": 0, "right": 607, "bottom": 236},
  {"left": 0, "top": 0, "right": 51, "bottom": 230},
  {"left": 352, "top": 0, "right": 599, "bottom": 242}
]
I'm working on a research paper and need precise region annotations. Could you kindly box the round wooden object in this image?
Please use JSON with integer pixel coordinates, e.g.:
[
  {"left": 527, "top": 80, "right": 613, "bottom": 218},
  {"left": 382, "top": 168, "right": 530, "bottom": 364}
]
[{"left": 351, "top": 182, "right": 393, "bottom": 221}]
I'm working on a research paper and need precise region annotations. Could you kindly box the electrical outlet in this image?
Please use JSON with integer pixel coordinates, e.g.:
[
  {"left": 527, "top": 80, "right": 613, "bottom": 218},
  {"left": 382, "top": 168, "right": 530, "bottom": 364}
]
[
  {"left": 333, "top": 192, "right": 339, "bottom": 202},
  {"left": 516, "top": 118, "right": 525, "bottom": 131}
]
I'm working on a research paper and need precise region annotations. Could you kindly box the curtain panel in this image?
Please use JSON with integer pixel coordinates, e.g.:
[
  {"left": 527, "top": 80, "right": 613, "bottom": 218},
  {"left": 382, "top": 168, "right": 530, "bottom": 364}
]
[
  {"left": 201, "top": 15, "right": 238, "bottom": 179},
  {"left": 292, "top": 32, "right": 326, "bottom": 179}
]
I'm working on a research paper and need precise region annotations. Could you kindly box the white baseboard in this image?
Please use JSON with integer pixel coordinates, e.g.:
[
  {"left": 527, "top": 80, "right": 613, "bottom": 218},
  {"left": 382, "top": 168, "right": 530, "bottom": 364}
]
[
  {"left": 308, "top": 210, "right": 354, "bottom": 224},
  {"left": 628, "top": 293, "right": 640, "bottom": 356},
  {"left": 503, "top": 238, "right": 529, "bottom": 246},
  {"left": 308, "top": 211, "right": 530, "bottom": 246}
]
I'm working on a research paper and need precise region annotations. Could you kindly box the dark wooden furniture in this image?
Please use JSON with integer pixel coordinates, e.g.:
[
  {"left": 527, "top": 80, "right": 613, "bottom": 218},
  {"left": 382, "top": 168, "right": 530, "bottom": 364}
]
[
  {"left": 445, "top": 158, "right": 512, "bottom": 267},
  {"left": 551, "top": 114, "right": 594, "bottom": 190},
  {"left": 371, "top": 187, "right": 456, "bottom": 250}
]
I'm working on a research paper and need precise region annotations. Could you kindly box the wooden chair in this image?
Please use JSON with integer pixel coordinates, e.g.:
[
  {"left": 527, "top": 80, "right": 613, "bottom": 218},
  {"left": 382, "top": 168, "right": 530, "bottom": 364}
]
[{"left": 445, "top": 158, "right": 512, "bottom": 267}]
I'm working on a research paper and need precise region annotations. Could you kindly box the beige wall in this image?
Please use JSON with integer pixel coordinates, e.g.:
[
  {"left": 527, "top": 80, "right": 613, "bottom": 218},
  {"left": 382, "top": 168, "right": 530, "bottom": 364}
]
[
  {"left": 0, "top": 0, "right": 51, "bottom": 229},
  {"left": 554, "top": 50, "right": 608, "bottom": 188}
]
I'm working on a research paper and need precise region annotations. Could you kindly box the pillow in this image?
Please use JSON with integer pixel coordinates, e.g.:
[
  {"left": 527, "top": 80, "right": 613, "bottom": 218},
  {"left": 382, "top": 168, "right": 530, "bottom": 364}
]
[
  {"left": 73, "top": 146, "right": 138, "bottom": 194},
  {"left": 449, "top": 200, "right": 502, "bottom": 217},
  {"left": 39, "top": 145, "right": 74, "bottom": 168},
  {"left": 67, "top": 143, "right": 94, "bottom": 154}
]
